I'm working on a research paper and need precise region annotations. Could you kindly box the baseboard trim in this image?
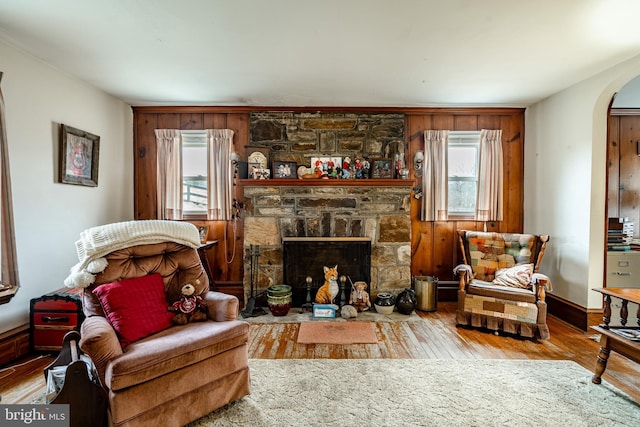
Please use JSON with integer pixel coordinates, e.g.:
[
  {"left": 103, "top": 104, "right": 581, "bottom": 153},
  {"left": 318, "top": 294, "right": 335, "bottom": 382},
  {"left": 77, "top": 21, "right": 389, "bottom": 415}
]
[
  {"left": 547, "top": 294, "right": 597, "bottom": 332},
  {"left": 0, "top": 324, "right": 30, "bottom": 366}
]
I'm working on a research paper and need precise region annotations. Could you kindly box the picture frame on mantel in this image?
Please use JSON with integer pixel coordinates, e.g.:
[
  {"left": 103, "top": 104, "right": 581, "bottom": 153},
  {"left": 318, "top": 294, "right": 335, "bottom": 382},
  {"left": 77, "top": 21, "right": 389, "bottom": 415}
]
[
  {"left": 371, "top": 158, "right": 393, "bottom": 178},
  {"left": 59, "top": 124, "right": 100, "bottom": 187},
  {"left": 272, "top": 161, "right": 297, "bottom": 178}
]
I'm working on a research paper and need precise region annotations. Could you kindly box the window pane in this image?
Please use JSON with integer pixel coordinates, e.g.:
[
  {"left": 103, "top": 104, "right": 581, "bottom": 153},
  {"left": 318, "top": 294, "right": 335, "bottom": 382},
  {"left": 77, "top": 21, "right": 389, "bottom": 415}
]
[
  {"left": 448, "top": 180, "right": 477, "bottom": 213},
  {"left": 183, "top": 144, "right": 207, "bottom": 212},
  {"left": 183, "top": 145, "right": 207, "bottom": 177},
  {"left": 448, "top": 146, "right": 477, "bottom": 178},
  {"left": 183, "top": 177, "right": 207, "bottom": 212}
]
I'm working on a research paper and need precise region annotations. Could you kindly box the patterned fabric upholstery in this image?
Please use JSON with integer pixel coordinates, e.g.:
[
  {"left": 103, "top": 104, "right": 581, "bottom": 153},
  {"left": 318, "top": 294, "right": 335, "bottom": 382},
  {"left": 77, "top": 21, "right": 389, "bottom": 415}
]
[
  {"left": 465, "top": 232, "right": 536, "bottom": 281},
  {"left": 463, "top": 295, "right": 538, "bottom": 324},
  {"left": 456, "top": 230, "right": 550, "bottom": 340}
]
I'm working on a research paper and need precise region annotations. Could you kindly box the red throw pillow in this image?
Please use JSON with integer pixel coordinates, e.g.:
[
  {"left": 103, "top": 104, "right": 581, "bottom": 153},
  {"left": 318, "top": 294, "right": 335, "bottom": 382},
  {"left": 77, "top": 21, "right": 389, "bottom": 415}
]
[{"left": 93, "top": 273, "right": 174, "bottom": 348}]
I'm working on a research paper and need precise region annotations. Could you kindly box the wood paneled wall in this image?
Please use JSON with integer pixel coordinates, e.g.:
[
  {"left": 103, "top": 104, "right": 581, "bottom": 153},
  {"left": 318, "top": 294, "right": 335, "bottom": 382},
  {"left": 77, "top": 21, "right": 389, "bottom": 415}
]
[
  {"left": 406, "top": 109, "right": 525, "bottom": 283},
  {"left": 133, "top": 107, "right": 525, "bottom": 287},
  {"left": 133, "top": 109, "right": 249, "bottom": 283},
  {"left": 608, "top": 111, "right": 640, "bottom": 234}
]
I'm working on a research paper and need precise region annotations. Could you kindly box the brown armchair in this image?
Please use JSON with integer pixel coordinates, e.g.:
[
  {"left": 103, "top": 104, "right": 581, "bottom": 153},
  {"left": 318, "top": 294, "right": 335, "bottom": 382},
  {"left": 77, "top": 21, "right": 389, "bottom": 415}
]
[
  {"left": 455, "top": 230, "right": 551, "bottom": 340},
  {"left": 66, "top": 221, "right": 250, "bottom": 427}
]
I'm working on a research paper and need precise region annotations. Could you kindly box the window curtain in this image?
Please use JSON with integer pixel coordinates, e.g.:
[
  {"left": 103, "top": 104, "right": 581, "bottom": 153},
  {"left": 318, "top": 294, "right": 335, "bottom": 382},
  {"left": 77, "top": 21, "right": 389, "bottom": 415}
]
[
  {"left": 421, "top": 130, "right": 449, "bottom": 221},
  {"left": 476, "top": 129, "right": 503, "bottom": 222},
  {"left": 0, "top": 72, "right": 20, "bottom": 304},
  {"left": 206, "top": 129, "right": 234, "bottom": 220},
  {"left": 154, "top": 129, "right": 183, "bottom": 220}
]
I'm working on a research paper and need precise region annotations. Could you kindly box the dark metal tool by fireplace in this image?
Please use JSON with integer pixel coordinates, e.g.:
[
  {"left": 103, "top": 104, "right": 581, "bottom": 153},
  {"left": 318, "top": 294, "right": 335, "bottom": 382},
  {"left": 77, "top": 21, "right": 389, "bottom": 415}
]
[{"left": 241, "top": 244, "right": 266, "bottom": 318}]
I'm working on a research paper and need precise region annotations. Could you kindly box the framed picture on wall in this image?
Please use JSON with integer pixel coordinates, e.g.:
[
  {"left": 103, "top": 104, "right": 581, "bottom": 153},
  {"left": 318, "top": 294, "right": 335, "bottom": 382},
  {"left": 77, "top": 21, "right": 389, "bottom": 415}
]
[{"left": 59, "top": 124, "right": 100, "bottom": 187}]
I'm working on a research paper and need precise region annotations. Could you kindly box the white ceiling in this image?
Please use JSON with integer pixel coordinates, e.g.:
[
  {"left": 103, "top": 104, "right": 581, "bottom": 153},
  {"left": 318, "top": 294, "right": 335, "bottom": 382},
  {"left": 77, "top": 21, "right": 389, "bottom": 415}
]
[{"left": 2, "top": 0, "right": 640, "bottom": 107}]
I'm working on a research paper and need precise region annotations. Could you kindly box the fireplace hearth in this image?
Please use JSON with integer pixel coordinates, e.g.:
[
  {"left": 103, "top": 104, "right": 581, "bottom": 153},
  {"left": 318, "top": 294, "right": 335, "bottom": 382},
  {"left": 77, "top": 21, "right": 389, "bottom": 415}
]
[{"left": 283, "top": 237, "right": 371, "bottom": 307}]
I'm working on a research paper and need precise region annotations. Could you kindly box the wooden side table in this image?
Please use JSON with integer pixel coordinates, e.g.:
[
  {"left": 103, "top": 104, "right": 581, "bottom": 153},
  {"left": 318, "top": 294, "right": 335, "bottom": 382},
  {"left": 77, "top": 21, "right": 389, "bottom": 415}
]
[
  {"left": 198, "top": 240, "right": 218, "bottom": 291},
  {"left": 590, "top": 288, "right": 640, "bottom": 384}
]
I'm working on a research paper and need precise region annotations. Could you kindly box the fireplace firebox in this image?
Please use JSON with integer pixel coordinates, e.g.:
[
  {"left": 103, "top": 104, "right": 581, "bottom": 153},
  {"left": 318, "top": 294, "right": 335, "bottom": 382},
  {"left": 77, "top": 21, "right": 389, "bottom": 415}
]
[{"left": 282, "top": 237, "right": 372, "bottom": 307}]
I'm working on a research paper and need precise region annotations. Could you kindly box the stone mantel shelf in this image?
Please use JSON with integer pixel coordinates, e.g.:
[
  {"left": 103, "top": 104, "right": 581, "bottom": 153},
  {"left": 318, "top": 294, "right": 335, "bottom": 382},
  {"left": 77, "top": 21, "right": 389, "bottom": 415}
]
[{"left": 239, "top": 179, "right": 413, "bottom": 187}]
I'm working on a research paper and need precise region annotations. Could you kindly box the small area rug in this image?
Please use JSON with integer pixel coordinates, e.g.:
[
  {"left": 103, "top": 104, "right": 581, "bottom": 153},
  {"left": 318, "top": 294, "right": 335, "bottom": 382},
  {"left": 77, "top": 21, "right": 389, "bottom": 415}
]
[
  {"left": 188, "top": 359, "right": 640, "bottom": 427},
  {"left": 296, "top": 321, "right": 378, "bottom": 344}
]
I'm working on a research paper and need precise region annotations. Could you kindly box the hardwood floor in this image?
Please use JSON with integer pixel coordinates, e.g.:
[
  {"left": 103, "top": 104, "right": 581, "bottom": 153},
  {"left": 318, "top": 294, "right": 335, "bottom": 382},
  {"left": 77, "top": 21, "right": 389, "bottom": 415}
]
[{"left": 1, "top": 302, "right": 639, "bottom": 404}]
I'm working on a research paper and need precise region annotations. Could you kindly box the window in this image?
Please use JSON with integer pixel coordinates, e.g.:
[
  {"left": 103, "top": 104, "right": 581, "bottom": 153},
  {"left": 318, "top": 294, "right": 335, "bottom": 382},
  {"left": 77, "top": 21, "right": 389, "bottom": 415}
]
[
  {"left": 447, "top": 131, "right": 480, "bottom": 216},
  {"left": 156, "top": 128, "right": 234, "bottom": 221},
  {"left": 181, "top": 131, "right": 207, "bottom": 215},
  {"left": 0, "top": 73, "right": 19, "bottom": 304}
]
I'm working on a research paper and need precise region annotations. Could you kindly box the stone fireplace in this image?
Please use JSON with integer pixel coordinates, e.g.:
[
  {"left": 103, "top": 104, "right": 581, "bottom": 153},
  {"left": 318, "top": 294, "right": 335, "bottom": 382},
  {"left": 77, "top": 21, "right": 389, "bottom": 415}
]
[
  {"left": 241, "top": 110, "right": 411, "bottom": 306},
  {"left": 283, "top": 237, "right": 372, "bottom": 306},
  {"left": 242, "top": 181, "right": 412, "bottom": 305}
]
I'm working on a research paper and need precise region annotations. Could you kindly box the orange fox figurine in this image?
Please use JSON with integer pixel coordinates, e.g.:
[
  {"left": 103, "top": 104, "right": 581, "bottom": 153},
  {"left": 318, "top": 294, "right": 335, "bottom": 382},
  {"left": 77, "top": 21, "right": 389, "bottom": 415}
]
[{"left": 314, "top": 265, "right": 339, "bottom": 304}]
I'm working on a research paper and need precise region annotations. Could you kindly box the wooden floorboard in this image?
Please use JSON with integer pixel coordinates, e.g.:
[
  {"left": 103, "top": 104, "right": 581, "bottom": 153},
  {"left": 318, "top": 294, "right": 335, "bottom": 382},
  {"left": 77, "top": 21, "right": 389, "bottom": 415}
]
[{"left": 1, "top": 302, "right": 639, "bottom": 404}]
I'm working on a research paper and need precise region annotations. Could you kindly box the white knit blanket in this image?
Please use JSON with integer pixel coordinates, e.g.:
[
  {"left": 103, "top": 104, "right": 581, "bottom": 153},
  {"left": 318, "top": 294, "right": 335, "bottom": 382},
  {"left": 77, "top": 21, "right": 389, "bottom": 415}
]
[{"left": 64, "top": 220, "right": 201, "bottom": 288}]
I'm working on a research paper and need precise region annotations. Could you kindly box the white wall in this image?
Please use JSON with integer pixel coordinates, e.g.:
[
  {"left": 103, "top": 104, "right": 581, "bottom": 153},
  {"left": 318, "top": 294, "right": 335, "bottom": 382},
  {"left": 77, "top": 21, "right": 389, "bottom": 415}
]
[
  {"left": 0, "top": 40, "right": 133, "bottom": 335},
  {"left": 525, "top": 54, "right": 640, "bottom": 309}
]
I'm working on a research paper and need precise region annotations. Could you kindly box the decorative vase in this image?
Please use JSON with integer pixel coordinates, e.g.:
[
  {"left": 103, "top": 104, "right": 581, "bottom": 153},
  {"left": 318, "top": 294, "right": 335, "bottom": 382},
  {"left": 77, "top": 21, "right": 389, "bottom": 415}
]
[
  {"left": 374, "top": 293, "right": 395, "bottom": 315},
  {"left": 395, "top": 288, "right": 417, "bottom": 315},
  {"left": 267, "top": 285, "right": 292, "bottom": 316}
]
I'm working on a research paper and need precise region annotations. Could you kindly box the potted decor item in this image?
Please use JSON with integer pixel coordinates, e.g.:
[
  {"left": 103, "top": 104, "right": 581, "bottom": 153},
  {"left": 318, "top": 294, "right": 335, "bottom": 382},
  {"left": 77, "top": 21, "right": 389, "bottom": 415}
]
[
  {"left": 267, "top": 284, "right": 292, "bottom": 316},
  {"left": 374, "top": 293, "right": 396, "bottom": 315},
  {"left": 395, "top": 288, "right": 417, "bottom": 315}
]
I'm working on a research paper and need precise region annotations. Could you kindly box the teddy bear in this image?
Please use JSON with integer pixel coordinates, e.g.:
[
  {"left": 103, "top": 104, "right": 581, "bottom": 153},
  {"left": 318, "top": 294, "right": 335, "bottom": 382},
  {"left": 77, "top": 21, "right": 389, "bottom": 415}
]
[
  {"left": 169, "top": 280, "right": 208, "bottom": 325},
  {"left": 349, "top": 281, "right": 371, "bottom": 312}
]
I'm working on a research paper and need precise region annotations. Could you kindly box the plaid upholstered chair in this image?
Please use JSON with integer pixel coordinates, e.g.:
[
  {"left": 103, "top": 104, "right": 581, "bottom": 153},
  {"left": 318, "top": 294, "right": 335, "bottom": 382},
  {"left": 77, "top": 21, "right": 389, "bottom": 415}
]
[{"left": 454, "top": 230, "right": 551, "bottom": 340}]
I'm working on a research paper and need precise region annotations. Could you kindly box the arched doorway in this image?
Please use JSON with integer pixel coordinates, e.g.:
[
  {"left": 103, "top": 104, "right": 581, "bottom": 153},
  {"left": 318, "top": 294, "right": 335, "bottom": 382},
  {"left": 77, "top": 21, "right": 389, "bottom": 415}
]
[{"left": 605, "top": 75, "right": 640, "bottom": 290}]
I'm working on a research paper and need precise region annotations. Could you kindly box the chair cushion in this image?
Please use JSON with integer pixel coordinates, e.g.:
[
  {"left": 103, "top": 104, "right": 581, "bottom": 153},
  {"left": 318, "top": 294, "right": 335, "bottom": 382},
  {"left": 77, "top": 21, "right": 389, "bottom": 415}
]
[
  {"left": 467, "top": 280, "right": 537, "bottom": 303},
  {"left": 93, "top": 273, "right": 174, "bottom": 347},
  {"left": 493, "top": 263, "right": 533, "bottom": 288},
  {"left": 106, "top": 319, "right": 249, "bottom": 391}
]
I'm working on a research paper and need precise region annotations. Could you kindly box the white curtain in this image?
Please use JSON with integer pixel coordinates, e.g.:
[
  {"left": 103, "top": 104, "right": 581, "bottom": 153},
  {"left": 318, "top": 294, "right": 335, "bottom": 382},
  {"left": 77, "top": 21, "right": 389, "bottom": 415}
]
[
  {"left": 476, "top": 129, "right": 503, "bottom": 221},
  {"left": 0, "top": 72, "right": 19, "bottom": 303},
  {"left": 206, "top": 129, "right": 234, "bottom": 220},
  {"left": 155, "top": 129, "right": 183, "bottom": 220},
  {"left": 422, "top": 130, "right": 449, "bottom": 221}
]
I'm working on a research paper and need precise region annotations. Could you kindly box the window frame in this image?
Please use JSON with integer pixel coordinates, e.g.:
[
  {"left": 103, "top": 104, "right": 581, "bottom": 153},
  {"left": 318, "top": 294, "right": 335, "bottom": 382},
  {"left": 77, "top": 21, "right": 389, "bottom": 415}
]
[{"left": 447, "top": 131, "right": 480, "bottom": 219}]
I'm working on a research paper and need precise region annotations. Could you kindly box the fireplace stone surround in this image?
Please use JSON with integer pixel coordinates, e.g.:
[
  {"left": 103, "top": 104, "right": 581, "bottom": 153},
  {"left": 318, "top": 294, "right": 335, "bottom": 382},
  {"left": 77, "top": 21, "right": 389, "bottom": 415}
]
[
  {"left": 242, "top": 181, "right": 412, "bottom": 305},
  {"left": 241, "top": 110, "right": 411, "bottom": 306}
]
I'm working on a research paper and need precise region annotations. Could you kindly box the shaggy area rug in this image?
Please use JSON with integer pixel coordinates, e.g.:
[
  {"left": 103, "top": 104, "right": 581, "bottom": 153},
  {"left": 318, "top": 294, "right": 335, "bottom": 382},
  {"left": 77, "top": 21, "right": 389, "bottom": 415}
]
[
  {"left": 296, "top": 321, "right": 378, "bottom": 344},
  {"left": 188, "top": 359, "right": 640, "bottom": 427}
]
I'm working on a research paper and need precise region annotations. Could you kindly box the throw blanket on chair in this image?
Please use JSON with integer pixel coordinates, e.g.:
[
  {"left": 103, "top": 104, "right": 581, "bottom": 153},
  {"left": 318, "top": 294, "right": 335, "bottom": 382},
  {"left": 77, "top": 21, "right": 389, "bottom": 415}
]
[{"left": 64, "top": 220, "right": 201, "bottom": 288}]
